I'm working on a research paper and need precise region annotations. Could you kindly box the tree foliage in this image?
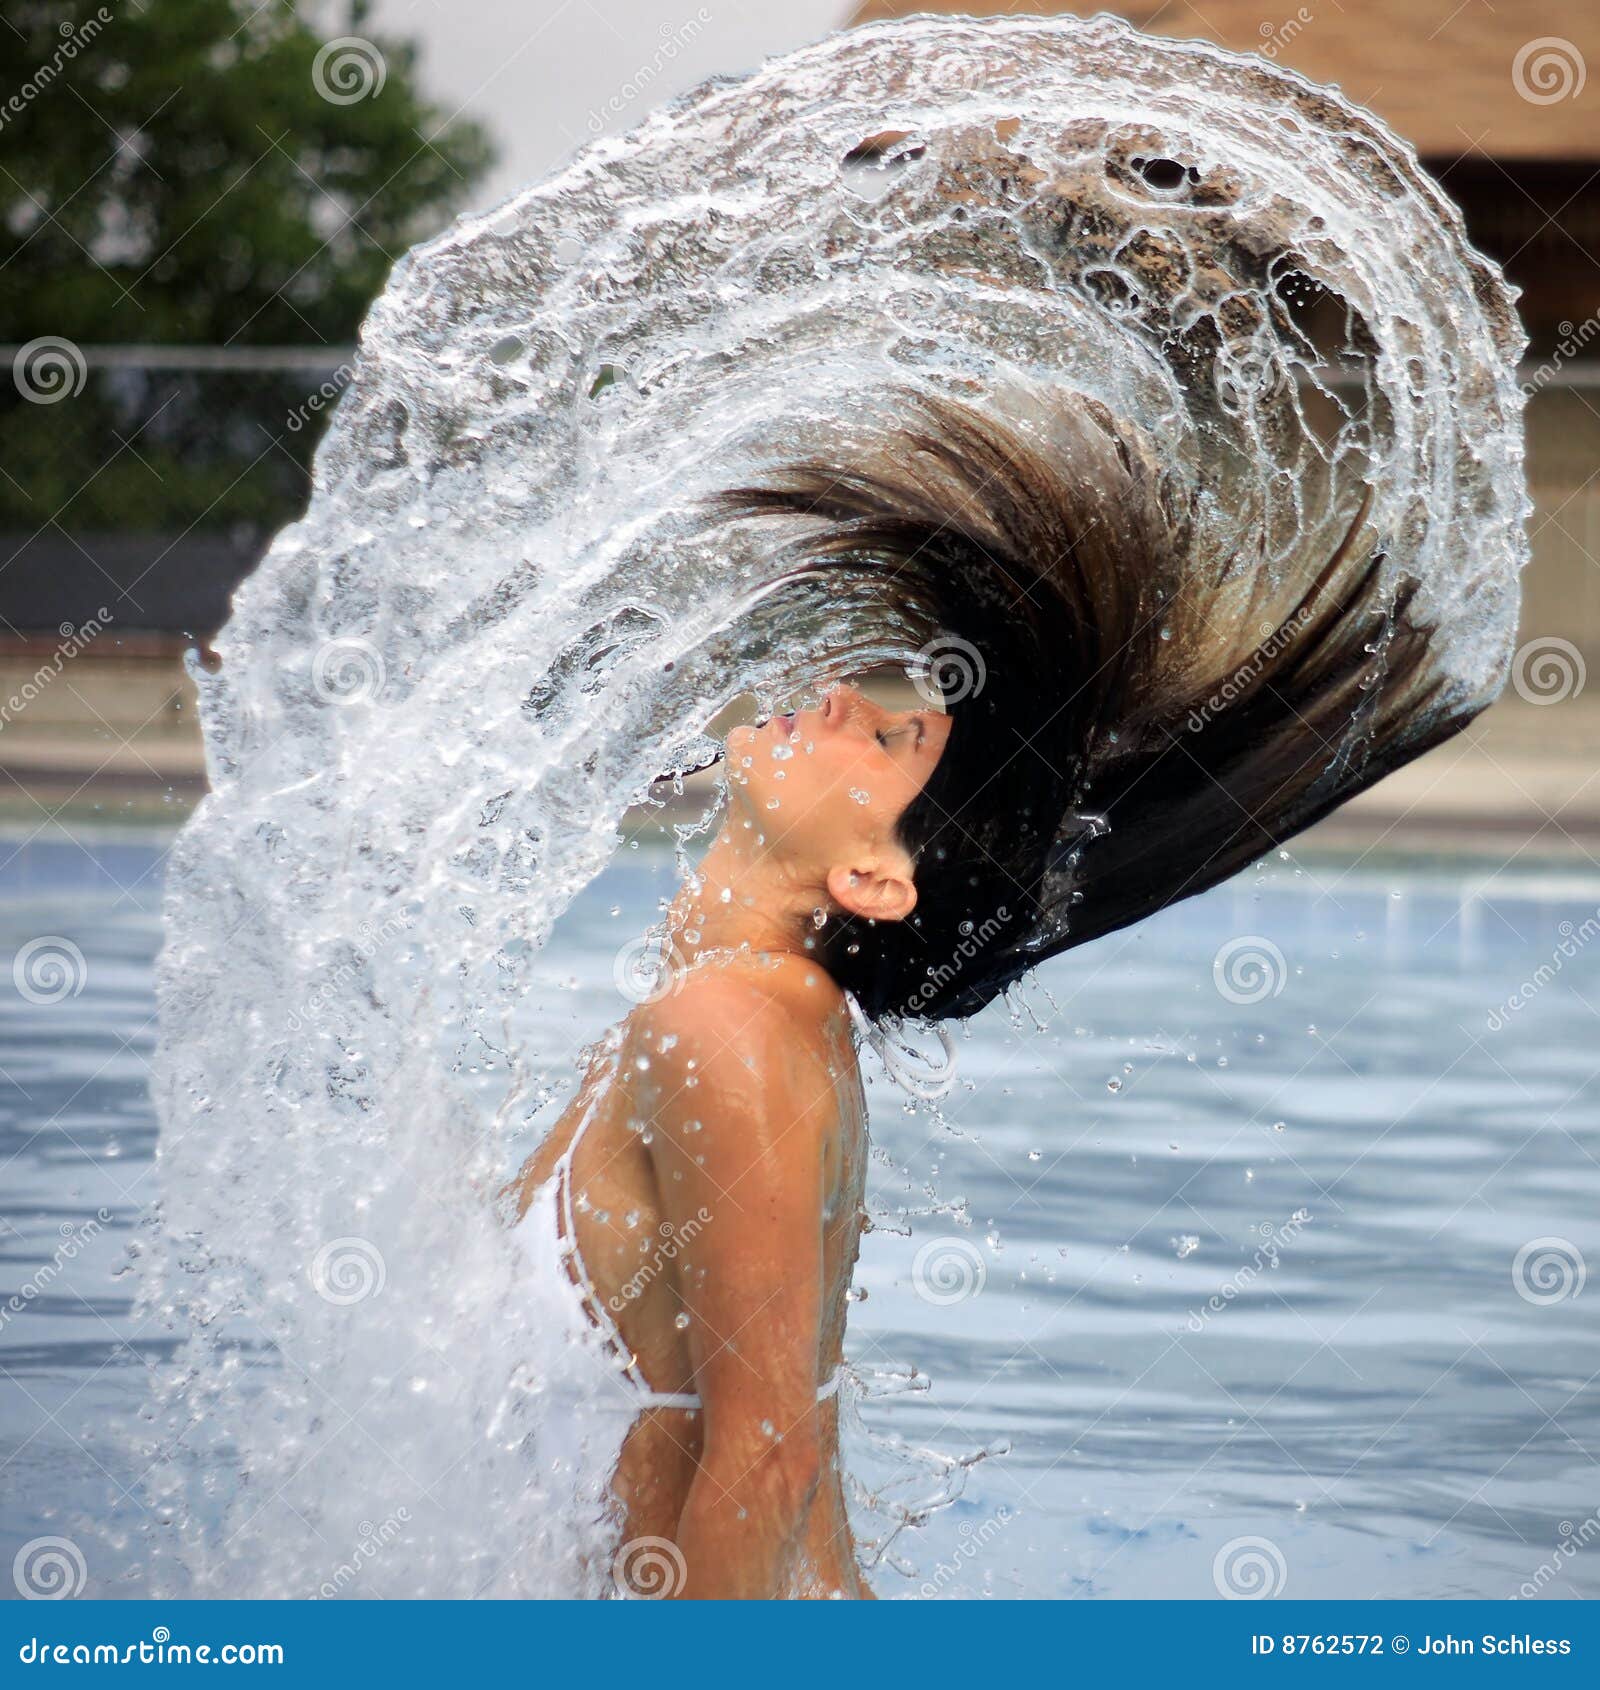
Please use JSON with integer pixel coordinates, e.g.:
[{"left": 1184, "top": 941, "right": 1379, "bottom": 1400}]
[{"left": 2, "top": 0, "right": 495, "bottom": 344}]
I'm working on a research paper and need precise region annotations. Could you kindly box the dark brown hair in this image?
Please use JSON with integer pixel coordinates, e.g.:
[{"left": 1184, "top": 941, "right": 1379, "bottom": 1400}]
[{"left": 713, "top": 391, "right": 1465, "bottom": 1022}]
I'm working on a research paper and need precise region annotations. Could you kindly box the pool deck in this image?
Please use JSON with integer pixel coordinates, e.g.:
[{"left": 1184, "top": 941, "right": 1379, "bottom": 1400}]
[{"left": 1, "top": 645, "right": 1596, "bottom": 860}]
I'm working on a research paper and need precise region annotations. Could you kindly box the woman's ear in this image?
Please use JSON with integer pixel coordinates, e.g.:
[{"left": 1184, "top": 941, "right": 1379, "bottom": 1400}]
[{"left": 825, "top": 856, "right": 918, "bottom": 925}]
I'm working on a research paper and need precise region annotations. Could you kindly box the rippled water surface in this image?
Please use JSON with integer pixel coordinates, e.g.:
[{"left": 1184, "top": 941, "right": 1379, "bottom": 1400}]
[{"left": 3, "top": 823, "right": 1596, "bottom": 1600}]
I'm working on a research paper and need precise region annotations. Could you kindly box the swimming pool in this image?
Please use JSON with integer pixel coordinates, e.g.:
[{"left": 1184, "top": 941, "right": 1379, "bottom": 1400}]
[{"left": 3, "top": 822, "right": 1596, "bottom": 1600}]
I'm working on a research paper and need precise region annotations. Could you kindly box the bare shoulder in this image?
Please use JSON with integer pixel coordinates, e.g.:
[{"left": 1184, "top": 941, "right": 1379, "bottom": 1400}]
[
  {"left": 633, "top": 950, "right": 842, "bottom": 1060},
  {"left": 625, "top": 951, "right": 844, "bottom": 1148}
]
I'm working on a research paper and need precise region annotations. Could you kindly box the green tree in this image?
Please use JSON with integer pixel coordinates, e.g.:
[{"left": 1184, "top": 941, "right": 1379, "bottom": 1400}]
[
  {"left": 1, "top": 0, "right": 495, "bottom": 345},
  {"left": 0, "top": 0, "right": 495, "bottom": 554}
]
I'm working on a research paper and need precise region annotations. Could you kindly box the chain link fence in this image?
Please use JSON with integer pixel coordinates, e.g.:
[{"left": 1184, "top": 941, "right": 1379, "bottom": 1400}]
[{"left": 2, "top": 345, "right": 1597, "bottom": 662}]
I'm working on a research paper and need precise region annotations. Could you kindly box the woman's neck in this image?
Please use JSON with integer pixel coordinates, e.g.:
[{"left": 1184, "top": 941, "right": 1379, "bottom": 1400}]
[{"left": 665, "top": 822, "right": 827, "bottom": 969}]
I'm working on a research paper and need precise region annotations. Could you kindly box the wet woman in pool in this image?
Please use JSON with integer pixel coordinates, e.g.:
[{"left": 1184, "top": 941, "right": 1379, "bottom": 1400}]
[{"left": 504, "top": 389, "right": 1464, "bottom": 1599}]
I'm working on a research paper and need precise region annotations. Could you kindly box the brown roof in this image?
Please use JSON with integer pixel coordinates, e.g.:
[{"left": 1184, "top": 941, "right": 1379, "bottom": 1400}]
[{"left": 847, "top": 2, "right": 1600, "bottom": 160}]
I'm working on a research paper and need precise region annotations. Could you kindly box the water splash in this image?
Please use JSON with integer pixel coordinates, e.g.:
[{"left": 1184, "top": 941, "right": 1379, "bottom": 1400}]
[{"left": 136, "top": 14, "right": 1527, "bottom": 1596}]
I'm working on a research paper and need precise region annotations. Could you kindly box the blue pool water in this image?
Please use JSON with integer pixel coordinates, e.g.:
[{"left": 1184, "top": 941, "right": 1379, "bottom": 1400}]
[{"left": 2, "top": 822, "right": 1596, "bottom": 1600}]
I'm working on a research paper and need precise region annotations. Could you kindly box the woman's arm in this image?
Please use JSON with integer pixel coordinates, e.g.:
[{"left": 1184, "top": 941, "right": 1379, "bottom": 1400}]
[{"left": 637, "top": 978, "right": 833, "bottom": 1599}]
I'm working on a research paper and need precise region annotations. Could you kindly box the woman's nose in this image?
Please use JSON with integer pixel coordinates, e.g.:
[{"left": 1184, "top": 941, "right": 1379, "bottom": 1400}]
[{"left": 822, "top": 682, "right": 864, "bottom": 723}]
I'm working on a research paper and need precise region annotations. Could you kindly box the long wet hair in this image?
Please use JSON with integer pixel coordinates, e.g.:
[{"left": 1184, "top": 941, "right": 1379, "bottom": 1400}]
[{"left": 712, "top": 391, "right": 1467, "bottom": 1022}]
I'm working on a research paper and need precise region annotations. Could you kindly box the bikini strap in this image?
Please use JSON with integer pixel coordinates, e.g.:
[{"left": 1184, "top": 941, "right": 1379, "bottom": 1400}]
[{"left": 629, "top": 1361, "right": 846, "bottom": 1414}]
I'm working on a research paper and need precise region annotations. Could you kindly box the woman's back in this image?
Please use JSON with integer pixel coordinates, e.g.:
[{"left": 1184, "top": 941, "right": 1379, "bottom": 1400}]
[{"left": 508, "top": 953, "right": 872, "bottom": 1595}]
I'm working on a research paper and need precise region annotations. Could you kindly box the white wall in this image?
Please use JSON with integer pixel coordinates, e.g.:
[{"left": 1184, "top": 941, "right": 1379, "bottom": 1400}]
[{"left": 354, "top": 0, "right": 856, "bottom": 213}]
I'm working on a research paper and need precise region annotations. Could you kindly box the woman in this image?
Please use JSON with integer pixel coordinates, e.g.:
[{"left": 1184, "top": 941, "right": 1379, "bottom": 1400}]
[{"left": 506, "top": 390, "right": 1464, "bottom": 1598}]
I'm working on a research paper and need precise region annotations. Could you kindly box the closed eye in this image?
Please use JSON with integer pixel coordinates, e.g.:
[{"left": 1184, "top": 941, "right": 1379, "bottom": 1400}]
[{"left": 876, "top": 715, "right": 927, "bottom": 751}]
